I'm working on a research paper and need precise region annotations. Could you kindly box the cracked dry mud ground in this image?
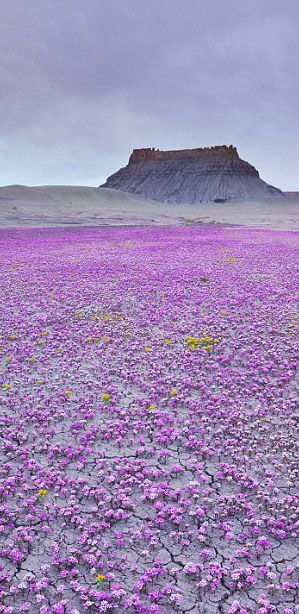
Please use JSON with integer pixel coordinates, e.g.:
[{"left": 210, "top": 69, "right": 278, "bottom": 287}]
[{"left": 0, "top": 225, "right": 298, "bottom": 614}]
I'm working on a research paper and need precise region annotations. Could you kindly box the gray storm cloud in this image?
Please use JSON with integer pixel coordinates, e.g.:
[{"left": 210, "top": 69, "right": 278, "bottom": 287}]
[{"left": 0, "top": 0, "right": 298, "bottom": 189}]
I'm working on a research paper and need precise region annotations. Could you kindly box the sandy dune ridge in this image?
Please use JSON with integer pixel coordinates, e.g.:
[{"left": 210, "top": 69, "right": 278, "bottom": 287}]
[{"left": 0, "top": 184, "right": 298, "bottom": 230}]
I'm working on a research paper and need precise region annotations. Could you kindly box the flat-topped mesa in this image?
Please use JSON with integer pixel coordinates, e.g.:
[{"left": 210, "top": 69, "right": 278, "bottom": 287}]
[
  {"left": 129, "top": 145, "right": 237, "bottom": 163},
  {"left": 100, "top": 145, "right": 284, "bottom": 203}
]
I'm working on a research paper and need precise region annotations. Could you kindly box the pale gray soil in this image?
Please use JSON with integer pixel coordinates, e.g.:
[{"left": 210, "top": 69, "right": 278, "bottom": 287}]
[{"left": 0, "top": 185, "right": 298, "bottom": 230}]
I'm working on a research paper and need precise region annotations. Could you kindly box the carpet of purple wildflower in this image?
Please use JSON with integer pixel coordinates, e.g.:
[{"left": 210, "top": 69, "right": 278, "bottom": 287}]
[{"left": 0, "top": 225, "right": 298, "bottom": 614}]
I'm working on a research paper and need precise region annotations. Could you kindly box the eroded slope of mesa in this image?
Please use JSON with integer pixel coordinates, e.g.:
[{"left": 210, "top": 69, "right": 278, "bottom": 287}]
[{"left": 101, "top": 146, "right": 284, "bottom": 204}]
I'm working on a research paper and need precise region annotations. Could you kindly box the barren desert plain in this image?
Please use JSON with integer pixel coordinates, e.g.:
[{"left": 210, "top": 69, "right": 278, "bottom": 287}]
[
  {"left": 0, "top": 185, "right": 298, "bottom": 230},
  {"left": 0, "top": 187, "right": 298, "bottom": 613}
]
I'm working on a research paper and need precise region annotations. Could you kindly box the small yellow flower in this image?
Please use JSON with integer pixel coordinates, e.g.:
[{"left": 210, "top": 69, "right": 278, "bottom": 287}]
[
  {"left": 38, "top": 488, "right": 48, "bottom": 498},
  {"left": 148, "top": 404, "right": 155, "bottom": 411},
  {"left": 102, "top": 393, "right": 110, "bottom": 402},
  {"left": 87, "top": 336, "right": 92, "bottom": 342},
  {"left": 5, "top": 356, "right": 11, "bottom": 362},
  {"left": 37, "top": 340, "right": 44, "bottom": 345},
  {"left": 41, "top": 331, "right": 47, "bottom": 336},
  {"left": 36, "top": 379, "right": 42, "bottom": 385},
  {"left": 221, "top": 311, "right": 226, "bottom": 316},
  {"left": 186, "top": 336, "right": 200, "bottom": 349},
  {"left": 29, "top": 355, "right": 36, "bottom": 362},
  {"left": 103, "top": 335, "right": 110, "bottom": 342},
  {"left": 66, "top": 390, "right": 72, "bottom": 396},
  {"left": 259, "top": 417, "right": 265, "bottom": 422},
  {"left": 9, "top": 335, "right": 16, "bottom": 340},
  {"left": 4, "top": 383, "right": 11, "bottom": 390},
  {"left": 171, "top": 389, "right": 177, "bottom": 396},
  {"left": 145, "top": 347, "right": 151, "bottom": 352},
  {"left": 57, "top": 346, "right": 63, "bottom": 352},
  {"left": 96, "top": 574, "right": 106, "bottom": 582},
  {"left": 165, "top": 339, "right": 172, "bottom": 345}
]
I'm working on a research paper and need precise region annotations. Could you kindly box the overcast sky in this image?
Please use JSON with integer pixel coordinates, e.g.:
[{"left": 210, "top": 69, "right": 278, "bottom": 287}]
[{"left": 0, "top": 0, "right": 298, "bottom": 189}]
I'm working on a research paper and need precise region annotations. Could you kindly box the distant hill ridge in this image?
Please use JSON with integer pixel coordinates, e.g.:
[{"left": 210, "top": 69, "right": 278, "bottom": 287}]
[{"left": 101, "top": 145, "right": 284, "bottom": 203}]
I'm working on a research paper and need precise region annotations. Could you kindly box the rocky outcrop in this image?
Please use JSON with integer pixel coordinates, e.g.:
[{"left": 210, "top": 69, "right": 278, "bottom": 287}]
[{"left": 100, "top": 145, "right": 284, "bottom": 203}]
